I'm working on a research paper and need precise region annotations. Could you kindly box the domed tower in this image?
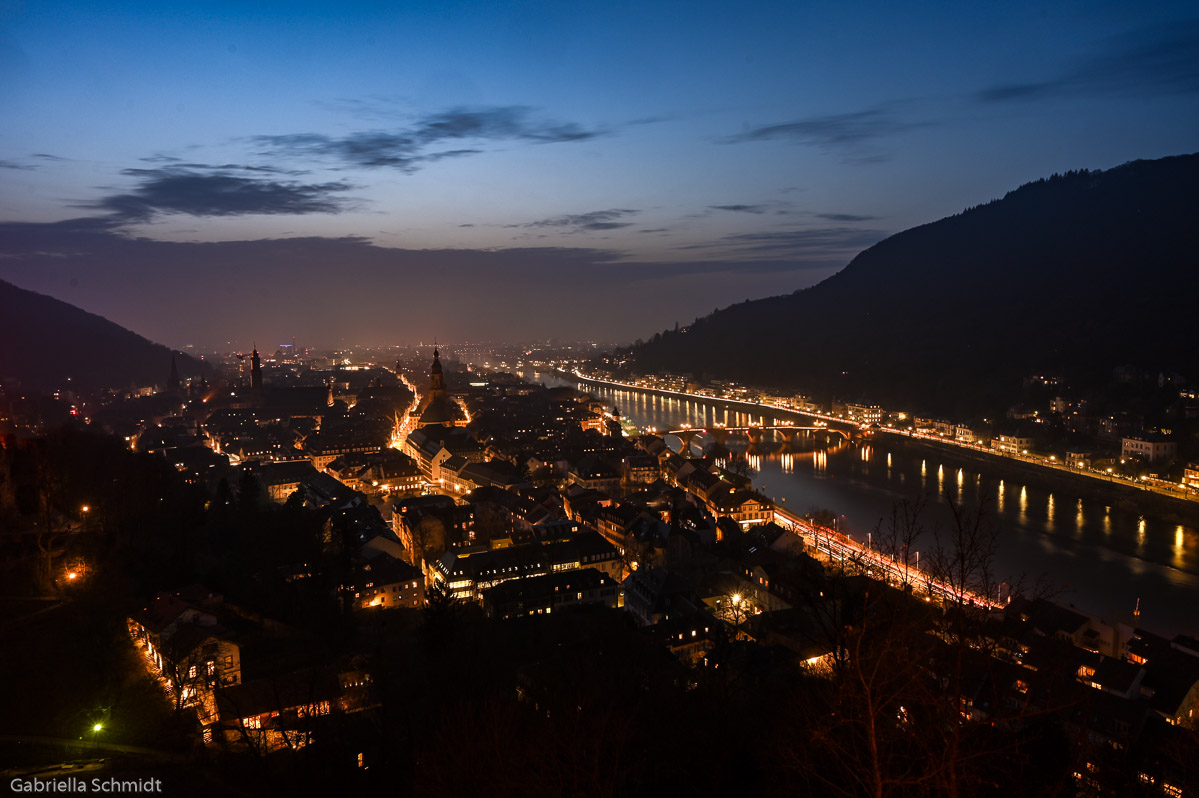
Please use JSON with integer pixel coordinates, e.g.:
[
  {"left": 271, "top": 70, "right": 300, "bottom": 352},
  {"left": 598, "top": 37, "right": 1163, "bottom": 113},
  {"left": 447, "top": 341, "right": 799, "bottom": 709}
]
[
  {"left": 415, "top": 346, "right": 466, "bottom": 428},
  {"left": 428, "top": 348, "right": 447, "bottom": 403}
]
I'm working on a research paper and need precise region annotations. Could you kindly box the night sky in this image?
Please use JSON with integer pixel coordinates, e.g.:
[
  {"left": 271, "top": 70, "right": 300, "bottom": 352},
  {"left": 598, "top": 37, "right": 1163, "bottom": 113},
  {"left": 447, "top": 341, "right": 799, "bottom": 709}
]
[{"left": 2, "top": 1, "right": 1196, "bottom": 350}]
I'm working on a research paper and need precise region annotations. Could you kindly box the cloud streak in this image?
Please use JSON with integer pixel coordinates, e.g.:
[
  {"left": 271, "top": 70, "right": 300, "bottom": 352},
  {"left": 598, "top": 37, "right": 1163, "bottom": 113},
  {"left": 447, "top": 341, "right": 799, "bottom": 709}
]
[
  {"left": 709, "top": 204, "right": 768, "bottom": 214},
  {"left": 977, "top": 21, "right": 1199, "bottom": 103},
  {"left": 680, "top": 226, "right": 888, "bottom": 259},
  {"left": 521, "top": 208, "right": 641, "bottom": 233},
  {"left": 252, "top": 106, "right": 604, "bottom": 173},
  {"left": 85, "top": 166, "right": 355, "bottom": 222},
  {"left": 813, "top": 212, "right": 878, "bottom": 222},
  {"left": 720, "top": 107, "right": 924, "bottom": 159}
]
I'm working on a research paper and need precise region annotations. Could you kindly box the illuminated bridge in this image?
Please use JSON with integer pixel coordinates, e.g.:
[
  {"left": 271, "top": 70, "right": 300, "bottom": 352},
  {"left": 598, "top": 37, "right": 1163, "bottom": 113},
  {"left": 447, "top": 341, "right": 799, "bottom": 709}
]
[
  {"left": 656, "top": 423, "right": 854, "bottom": 450},
  {"left": 770, "top": 505, "right": 1004, "bottom": 610}
]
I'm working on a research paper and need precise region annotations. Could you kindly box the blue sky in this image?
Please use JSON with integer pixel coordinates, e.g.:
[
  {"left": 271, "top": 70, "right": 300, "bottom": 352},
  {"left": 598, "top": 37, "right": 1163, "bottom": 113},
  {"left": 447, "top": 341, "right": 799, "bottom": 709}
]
[{"left": 1, "top": 1, "right": 1197, "bottom": 349}]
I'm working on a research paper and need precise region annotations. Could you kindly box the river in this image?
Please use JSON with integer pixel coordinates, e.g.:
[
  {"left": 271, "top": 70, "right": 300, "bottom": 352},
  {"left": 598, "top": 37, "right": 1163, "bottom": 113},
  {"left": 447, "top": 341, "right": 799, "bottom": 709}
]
[{"left": 529, "top": 371, "right": 1199, "bottom": 638}]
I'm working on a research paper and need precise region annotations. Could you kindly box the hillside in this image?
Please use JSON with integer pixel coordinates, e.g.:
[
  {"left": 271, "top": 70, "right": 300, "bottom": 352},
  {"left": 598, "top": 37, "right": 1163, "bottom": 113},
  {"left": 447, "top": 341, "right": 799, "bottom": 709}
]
[
  {"left": 627, "top": 154, "right": 1199, "bottom": 417},
  {"left": 0, "top": 278, "right": 208, "bottom": 392}
]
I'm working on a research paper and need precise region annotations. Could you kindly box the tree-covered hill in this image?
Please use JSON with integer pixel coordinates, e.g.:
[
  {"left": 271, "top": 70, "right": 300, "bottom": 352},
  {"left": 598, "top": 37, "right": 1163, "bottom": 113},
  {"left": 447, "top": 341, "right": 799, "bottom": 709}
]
[
  {"left": 628, "top": 154, "right": 1199, "bottom": 417},
  {"left": 0, "top": 278, "right": 208, "bottom": 392}
]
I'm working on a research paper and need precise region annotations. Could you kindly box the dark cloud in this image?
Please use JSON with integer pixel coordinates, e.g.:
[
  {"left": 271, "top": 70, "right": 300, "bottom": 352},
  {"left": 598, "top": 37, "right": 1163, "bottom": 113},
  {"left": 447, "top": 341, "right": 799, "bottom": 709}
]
[
  {"left": 84, "top": 166, "right": 354, "bottom": 222},
  {"left": 638, "top": 228, "right": 670, "bottom": 233},
  {"left": 709, "top": 204, "right": 768, "bottom": 214},
  {"left": 680, "top": 226, "right": 888, "bottom": 258},
  {"left": 0, "top": 153, "right": 68, "bottom": 169},
  {"left": 167, "top": 162, "right": 307, "bottom": 175},
  {"left": 626, "top": 259, "right": 831, "bottom": 280},
  {"left": 252, "top": 106, "right": 604, "bottom": 173},
  {"left": 978, "top": 21, "right": 1199, "bottom": 103},
  {"left": 522, "top": 208, "right": 641, "bottom": 233},
  {"left": 977, "top": 83, "right": 1052, "bottom": 102},
  {"left": 720, "top": 108, "right": 923, "bottom": 155},
  {"left": 0, "top": 216, "right": 127, "bottom": 261},
  {"left": 422, "top": 149, "right": 483, "bottom": 162},
  {"left": 814, "top": 212, "right": 878, "bottom": 222}
]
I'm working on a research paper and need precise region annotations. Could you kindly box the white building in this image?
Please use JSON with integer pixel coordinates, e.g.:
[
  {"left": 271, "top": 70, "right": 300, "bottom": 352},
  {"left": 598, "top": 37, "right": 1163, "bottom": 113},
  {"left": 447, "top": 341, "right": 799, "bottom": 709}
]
[
  {"left": 846, "top": 403, "right": 883, "bottom": 425},
  {"left": 1121, "top": 435, "right": 1177, "bottom": 464},
  {"left": 993, "top": 434, "right": 1033, "bottom": 455}
]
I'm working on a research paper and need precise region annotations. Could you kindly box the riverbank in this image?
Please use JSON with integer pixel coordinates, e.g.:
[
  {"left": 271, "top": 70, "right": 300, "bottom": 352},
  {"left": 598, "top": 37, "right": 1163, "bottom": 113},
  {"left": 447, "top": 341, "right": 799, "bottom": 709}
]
[
  {"left": 888, "top": 433, "right": 1199, "bottom": 529},
  {"left": 563, "top": 369, "right": 1199, "bottom": 528},
  {"left": 538, "top": 368, "right": 1199, "bottom": 637}
]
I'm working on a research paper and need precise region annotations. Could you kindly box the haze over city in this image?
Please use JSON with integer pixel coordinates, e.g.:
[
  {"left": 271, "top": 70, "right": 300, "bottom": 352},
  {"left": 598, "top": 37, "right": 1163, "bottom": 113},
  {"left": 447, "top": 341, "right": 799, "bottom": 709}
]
[{"left": 2, "top": 0, "right": 1197, "bottom": 348}]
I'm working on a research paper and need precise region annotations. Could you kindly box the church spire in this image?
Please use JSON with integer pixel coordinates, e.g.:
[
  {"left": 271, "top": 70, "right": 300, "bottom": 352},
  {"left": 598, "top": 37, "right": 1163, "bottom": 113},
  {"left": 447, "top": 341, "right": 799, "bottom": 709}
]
[
  {"left": 250, "top": 344, "right": 263, "bottom": 392},
  {"left": 167, "top": 353, "right": 181, "bottom": 391},
  {"left": 429, "top": 346, "right": 445, "bottom": 399}
]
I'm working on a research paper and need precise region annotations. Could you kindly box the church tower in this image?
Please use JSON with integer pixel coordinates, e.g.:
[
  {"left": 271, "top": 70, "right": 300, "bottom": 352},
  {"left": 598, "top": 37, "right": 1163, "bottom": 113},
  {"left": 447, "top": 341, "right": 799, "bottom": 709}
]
[
  {"left": 250, "top": 346, "right": 263, "bottom": 391},
  {"left": 414, "top": 345, "right": 466, "bottom": 428},
  {"left": 167, "top": 353, "right": 181, "bottom": 392},
  {"left": 428, "top": 348, "right": 447, "bottom": 403}
]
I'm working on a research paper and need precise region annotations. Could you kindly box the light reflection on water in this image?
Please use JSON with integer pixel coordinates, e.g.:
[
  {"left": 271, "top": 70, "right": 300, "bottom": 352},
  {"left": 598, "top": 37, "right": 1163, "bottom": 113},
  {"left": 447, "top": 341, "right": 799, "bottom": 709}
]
[{"left": 530, "top": 374, "right": 1199, "bottom": 635}]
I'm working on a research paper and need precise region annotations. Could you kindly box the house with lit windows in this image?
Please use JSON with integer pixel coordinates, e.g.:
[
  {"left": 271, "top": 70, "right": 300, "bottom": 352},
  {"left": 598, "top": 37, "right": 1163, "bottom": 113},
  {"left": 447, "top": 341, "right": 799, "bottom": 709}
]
[
  {"left": 481, "top": 567, "right": 619, "bottom": 619},
  {"left": 1121, "top": 434, "right": 1178, "bottom": 464},
  {"left": 348, "top": 553, "right": 425, "bottom": 610},
  {"left": 213, "top": 668, "right": 345, "bottom": 752},
  {"left": 127, "top": 589, "right": 242, "bottom": 724}
]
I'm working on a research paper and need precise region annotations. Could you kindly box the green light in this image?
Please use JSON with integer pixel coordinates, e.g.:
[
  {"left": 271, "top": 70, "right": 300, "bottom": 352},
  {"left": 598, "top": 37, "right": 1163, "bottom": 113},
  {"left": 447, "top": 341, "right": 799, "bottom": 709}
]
[{"left": 92, "top": 723, "right": 102, "bottom": 732}]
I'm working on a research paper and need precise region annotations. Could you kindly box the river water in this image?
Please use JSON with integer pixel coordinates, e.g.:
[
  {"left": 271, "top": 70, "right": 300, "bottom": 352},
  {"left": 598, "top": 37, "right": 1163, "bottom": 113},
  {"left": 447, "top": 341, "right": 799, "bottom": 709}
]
[{"left": 530, "top": 372, "right": 1199, "bottom": 638}]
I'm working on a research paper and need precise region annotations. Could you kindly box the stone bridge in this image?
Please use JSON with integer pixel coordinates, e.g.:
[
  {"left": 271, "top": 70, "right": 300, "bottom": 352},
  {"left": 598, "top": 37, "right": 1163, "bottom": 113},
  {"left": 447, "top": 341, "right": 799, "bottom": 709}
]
[{"left": 662, "top": 424, "right": 853, "bottom": 451}]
